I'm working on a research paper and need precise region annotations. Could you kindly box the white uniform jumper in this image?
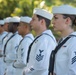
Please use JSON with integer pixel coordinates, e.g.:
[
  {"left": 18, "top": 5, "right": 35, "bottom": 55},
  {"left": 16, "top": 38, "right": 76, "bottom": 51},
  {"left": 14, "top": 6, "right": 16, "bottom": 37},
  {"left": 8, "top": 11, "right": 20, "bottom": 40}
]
[
  {"left": 0, "top": 31, "right": 8, "bottom": 75},
  {"left": 1, "top": 32, "right": 13, "bottom": 74},
  {"left": 0, "top": 31, "right": 8, "bottom": 49},
  {"left": 13, "top": 33, "right": 34, "bottom": 75},
  {"left": 4, "top": 31, "right": 22, "bottom": 75},
  {"left": 54, "top": 32, "right": 76, "bottom": 75},
  {"left": 2, "top": 32, "right": 13, "bottom": 52},
  {"left": 24, "top": 30, "right": 57, "bottom": 75}
]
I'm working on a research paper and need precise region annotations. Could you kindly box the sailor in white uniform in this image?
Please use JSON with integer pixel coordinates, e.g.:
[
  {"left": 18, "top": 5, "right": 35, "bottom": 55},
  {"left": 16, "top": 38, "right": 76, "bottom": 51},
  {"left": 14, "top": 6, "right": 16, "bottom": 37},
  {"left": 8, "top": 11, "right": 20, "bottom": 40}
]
[
  {"left": 0, "top": 20, "right": 8, "bottom": 75},
  {"left": 0, "top": 20, "right": 8, "bottom": 50},
  {"left": 23, "top": 8, "right": 57, "bottom": 75},
  {"left": 13, "top": 16, "right": 34, "bottom": 75},
  {"left": 51, "top": 5, "right": 76, "bottom": 75},
  {"left": 3, "top": 16, "right": 22, "bottom": 75},
  {"left": 2, "top": 17, "right": 13, "bottom": 52},
  {"left": 1, "top": 17, "right": 14, "bottom": 75}
]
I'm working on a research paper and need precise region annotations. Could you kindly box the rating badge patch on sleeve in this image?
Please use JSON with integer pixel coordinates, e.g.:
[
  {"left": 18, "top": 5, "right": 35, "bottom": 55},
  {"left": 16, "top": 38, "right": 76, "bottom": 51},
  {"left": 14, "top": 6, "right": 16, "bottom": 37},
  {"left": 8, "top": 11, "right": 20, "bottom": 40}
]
[
  {"left": 36, "top": 49, "right": 44, "bottom": 62},
  {"left": 72, "top": 51, "right": 76, "bottom": 64}
]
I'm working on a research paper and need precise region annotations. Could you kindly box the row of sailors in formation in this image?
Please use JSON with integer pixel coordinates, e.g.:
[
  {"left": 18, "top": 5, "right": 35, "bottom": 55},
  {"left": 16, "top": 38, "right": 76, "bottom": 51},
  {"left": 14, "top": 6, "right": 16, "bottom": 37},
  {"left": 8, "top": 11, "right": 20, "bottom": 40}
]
[
  {"left": 0, "top": 4, "right": 76, "bottom": 75},
  {"left": 0, "top": 16, "right": 35, "bottom": 75},
  {"left": 0, "top": 11, "right": 57, "bottom": 75},
  {"left": 0, "top": 16, "right": 55, "bottom": 75}
]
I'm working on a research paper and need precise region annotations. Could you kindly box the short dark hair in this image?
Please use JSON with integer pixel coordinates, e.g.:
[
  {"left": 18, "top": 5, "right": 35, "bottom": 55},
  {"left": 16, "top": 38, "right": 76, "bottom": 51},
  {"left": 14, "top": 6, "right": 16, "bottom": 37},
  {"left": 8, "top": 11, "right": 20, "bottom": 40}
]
[
  {"left": 8, "top": 22, "right": 19, "bottom": 33},
  {"left": 13, "top": 22, "right": 19, "bottom": 26},
  {"left": 37, "top": 15, "right": 51, "bottom": 28},
  {"left": 63, "top": 14, "right": 76, "bottom": 27}
]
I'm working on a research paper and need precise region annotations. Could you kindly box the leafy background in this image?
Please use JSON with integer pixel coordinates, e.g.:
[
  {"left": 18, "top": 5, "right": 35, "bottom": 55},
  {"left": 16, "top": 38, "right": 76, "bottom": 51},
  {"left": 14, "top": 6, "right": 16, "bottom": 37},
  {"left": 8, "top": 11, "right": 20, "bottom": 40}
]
[{"left": 0, "top": 0, "right": 76, "bottom": 40}]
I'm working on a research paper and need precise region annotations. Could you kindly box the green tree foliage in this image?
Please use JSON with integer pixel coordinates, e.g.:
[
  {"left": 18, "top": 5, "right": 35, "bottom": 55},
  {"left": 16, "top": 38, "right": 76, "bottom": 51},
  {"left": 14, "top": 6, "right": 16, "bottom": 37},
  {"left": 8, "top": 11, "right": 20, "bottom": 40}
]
[
  {"left": 0, "top": 0, "right": 76, "bottom": 18},
  {"left": 45, "top": 0, "right": 76, "bottom": 7},
  {"left": 12, "top": 0, "right": 33, "bottom": 16},
  {"left": 0, "top": 0, "right": 76, "bottom": 39},
  {"left": 0, "top": 0, "right": 19, "bottom": 19},
  {"left": 0, "top": 0, "right": 37, "bottom": 17}
]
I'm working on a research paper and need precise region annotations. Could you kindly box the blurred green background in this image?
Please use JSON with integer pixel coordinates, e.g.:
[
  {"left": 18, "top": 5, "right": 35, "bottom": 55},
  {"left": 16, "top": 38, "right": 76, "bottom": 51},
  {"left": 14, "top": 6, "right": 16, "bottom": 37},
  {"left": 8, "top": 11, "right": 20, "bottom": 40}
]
[{"left": 0, "top": 0, "right": 76, "bottom": 40}]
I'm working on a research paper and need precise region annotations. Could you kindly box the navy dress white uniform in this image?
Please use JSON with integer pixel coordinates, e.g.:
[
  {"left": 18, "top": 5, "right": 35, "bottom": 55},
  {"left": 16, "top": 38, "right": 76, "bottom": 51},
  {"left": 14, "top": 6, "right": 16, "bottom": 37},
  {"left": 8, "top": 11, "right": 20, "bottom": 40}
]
[
  {"left": 54, "top": 32, "right": 76, "bottom": 75},
  {"left": 24, "top": 9, "right": 57, "bottom": 75},
  {"left": 2, "top": 17, "right": 13, "bottom": 52},
  {"left": 13, "top": 16, "right": 34, "bottom": 75},
  {"left": 0, "top": 20, "right": 8, "bottom": 49},
  {"left": 0, "top": 20, "right": 8, "bottom": 75},
  {"left": 0, "top": 31, "right": 8, "bottom": 49},
  {"left": 1, "top": 32, "right": 13, "bottom": 75},
  {"left": 4, "top": 31, "right": 22, "bottom": 75},
  {"left": 2, "top": 32, "right": 13, "bottom": 54},
  {"left": 4, "top": 17, "right": 22, "bottom": 75},
  {"left": 52, "top": 5, "right": 76, "bottom": 75}
]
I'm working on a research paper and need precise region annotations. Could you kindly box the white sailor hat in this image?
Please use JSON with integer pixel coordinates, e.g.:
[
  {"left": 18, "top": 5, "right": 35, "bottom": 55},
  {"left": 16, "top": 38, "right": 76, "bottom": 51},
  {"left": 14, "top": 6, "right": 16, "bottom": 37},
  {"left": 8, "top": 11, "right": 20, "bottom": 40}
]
[
  {"left": 20, "top": 16, "right": 32, "bottom": 23},
  {"left": 52, "top": 5, "right": 76, "bottom": 15},
  {"left": 33, "top": 8, "right": 53, "bottom": 20},
  {"left": 0, "top": 20, "right": 4, "bottom": 25},
  {"left": 9, "top": 16, "right": 20, "bottom": 22},
  {"left": 4, "top": 17, "right": 11, "bottom": 23}
]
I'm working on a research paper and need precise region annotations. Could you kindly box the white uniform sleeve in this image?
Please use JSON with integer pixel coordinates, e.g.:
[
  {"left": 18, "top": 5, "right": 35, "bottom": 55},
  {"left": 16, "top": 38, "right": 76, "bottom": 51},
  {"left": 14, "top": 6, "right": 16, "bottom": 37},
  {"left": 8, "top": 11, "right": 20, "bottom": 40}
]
[
  {"left": 67, "top": 40, "right": 76, "bottom": 75},
  {"left": 25, "top": 36, "right": 56, "bottom": 75},
  {"left": 13, "top": 38, "right": 33, "bottom": 68}
]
